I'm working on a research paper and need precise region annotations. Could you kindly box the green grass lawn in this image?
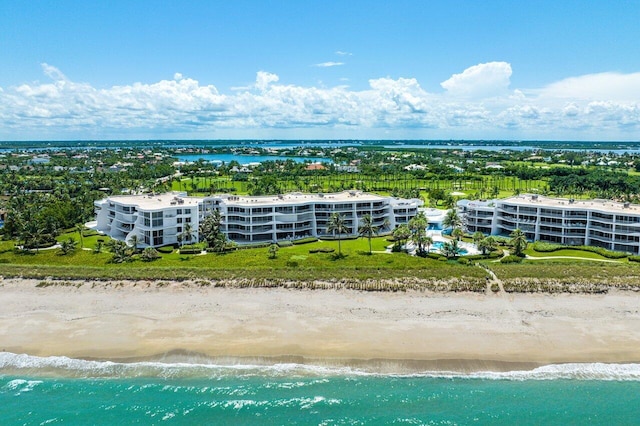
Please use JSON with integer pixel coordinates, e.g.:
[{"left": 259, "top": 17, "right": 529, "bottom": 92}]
[
  {"left": 0, "top": 234, "right": 486, "bottom": 282},
  {"left": 523, "top": 247, "right": 614, "bottom": 260}
]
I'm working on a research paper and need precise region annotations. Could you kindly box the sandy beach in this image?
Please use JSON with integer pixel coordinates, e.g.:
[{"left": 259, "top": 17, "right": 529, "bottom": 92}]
[{"left": 2, "top": 278, "right": 640, "bottom": 372}]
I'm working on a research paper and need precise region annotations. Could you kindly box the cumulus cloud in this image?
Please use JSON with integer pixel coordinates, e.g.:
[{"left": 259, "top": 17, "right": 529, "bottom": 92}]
[
  {"left": 441, "top": 61, "right": 512, "bottom": 98},
  {"left": 0, "top": 62, "right": 639, "bottom": 140},
  {"left": 313, "top": 62, "right": 344, "bottom": 68},
  {"left": 255, "top": 71, "right": 279, "bottom": 91},
  {"left": 335, "top": 51, "right": 352, "bottom": 56},
  {"left": 537, "top": 72, "right": 640, "bottom": 102}
]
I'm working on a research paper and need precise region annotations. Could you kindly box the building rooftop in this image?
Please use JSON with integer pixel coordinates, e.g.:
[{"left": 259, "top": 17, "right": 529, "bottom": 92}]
[
  {"left": 500, "top": 194, "right": 640, "bottom": 214},
  {"left": 215, "top": 191, "right": 391, "bottom": 206},
  {"left": 103, "top": 192, "right": 201, "bottom": 209},
  {"left": 99, "top": 191, "right": 421, "bottom": 210}
]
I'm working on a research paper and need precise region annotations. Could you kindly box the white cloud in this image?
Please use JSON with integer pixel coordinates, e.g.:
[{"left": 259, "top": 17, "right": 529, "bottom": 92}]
[
  {"left": 1, "top": 62, "right": 640, "bottom": 140},
  {"left": 441, "top": 61, "right": 512, "bottom": 98},
  {"left": 313, "top": 62, "right": 344, "bottom": 68},
  {"left": 41, "top": 63, "right": 68, "bottom": 81},
  {"left": 255, "top": 71, "right": 279, "bottom": 91},
  {"left": 537, "top": 72, "right": 640, "bottom": 102},
  {"left": 335, "top": 51, "right": 352, "bottom": 56}
]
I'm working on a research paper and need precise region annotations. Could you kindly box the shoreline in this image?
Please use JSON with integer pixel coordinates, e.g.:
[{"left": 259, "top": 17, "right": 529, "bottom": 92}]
[{"left": 2, "top": 278, "right": 640, "bottom": 373}]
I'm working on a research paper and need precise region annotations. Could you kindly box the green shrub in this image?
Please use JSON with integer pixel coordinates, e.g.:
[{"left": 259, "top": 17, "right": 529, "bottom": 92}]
[
  {"left": 236, "top": 242, "right": 271, "bottom": 250},
  {"left": 500, "top": 255, "right": 523, "bottom": 264},
  {"left": 426, "top": 252, "right": 445, "bottom": 260},
  {"left": 157, "top": 245, "right": 174, "bottom": 254},
  {"left": 179, "top": 248, "right": 201, "bottom": 255},
  {"left": 488, "top": 249, "right": 504, "bottom": 259},
  {"left": 437, "top": 257, "right": 448, "bottom": 262},
  {"left": 140, "top": 247, "right": 161, "bottom": 262},
  {"left": 309, "top": 247, "right": 335, "bottom": 254},
  {"left": 277, "top": 240, "right": 293, "bottom": 247},
  {"left": 629, "top": 255, "right": 640, "bottom": 263},
  {"left": 458, "top": 257, "right": 470, "bottom": 265}
]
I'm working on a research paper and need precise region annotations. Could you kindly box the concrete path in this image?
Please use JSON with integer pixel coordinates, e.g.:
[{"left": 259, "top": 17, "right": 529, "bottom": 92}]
[{"left": 524, "top": 255, "right": 623, "bottom": 263}]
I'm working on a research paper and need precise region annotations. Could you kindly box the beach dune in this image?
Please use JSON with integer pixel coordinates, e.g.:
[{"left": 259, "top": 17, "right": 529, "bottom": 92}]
[{"left": 2, "top": 279, "right": 640, "bottom": 372}]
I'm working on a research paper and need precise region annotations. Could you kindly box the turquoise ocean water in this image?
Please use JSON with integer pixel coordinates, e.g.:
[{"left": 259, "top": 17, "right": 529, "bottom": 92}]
[{"left": 2, "top": 353, "right": 640, "bottom": 425}]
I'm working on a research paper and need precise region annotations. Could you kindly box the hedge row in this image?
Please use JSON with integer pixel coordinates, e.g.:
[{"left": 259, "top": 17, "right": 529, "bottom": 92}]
[
  {"left": 179, "top": 248, "right": 202, "bottom": 255},
  {"left": 531, "top": 241, "right": 629, "bottom": 259},
  {"left": 292, "top": 237, "right": 319, "bottom": 245},
  {"left": 500, "top": 255, "right": 524, "bottom": 264},
  {"left": 309, "top": 247, "right": 335, "bottom": 254}
]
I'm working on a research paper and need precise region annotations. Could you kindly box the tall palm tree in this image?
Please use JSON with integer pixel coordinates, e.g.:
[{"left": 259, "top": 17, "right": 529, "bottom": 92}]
[
  {"left": 327, "top": 212, "right": 348, "bottom": 256},
  {"left": 442, "top": 209, "right": 462, "bottom": 230},
  {"left": 509, "top": 228, "right": 528, "bottom": 257},
  {"left": 358, "top": 214, "right": 378, "bottom": 255},
  {"left": 75, "top": 224, "right": 85, "bottom": 249},
  {"left": 478, "top": 236, "right": 497, "bottom": 255},
  {"left": 182, "top": 223, "right": 195, "bottom": 247},
  {"left": 424, "top": 235, "right": 434, "bottom": 253},
  {"left": 392, "top": 224, "right": 411, "bottom": 252},
  {"left": 472, "top": 231, "right": 484, "bottom": 247},
  {"left": 408, "top": 212, "right": 428, "bottom": 255},
  {"left": 451, "top": 227, "right": 464, "bottom": 241}
]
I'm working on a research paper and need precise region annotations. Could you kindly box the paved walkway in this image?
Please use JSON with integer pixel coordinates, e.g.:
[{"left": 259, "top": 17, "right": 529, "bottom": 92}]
[
  {"left": 477, "top": 263, "right": 504, "bottom": 294},
  {"left": 524, "top": 255, "right": 623, "bottom": 263}
]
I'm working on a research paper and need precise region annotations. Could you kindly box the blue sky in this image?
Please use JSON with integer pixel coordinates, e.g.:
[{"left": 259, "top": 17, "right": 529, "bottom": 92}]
[{"left": 1, "top": 0, "right": 640, "bottom": 141}]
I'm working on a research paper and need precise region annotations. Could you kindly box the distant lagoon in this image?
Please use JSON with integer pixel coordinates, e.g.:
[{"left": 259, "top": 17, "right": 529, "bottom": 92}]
[{"left": 176, "top": 153, "right": 329, "bottom": 164}]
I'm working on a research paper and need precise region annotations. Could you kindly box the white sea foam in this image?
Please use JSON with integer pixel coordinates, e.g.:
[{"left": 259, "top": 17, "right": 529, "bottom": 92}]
[
  {"left": 2, "top": 352, "right": 640, "bottom": 381},
  {"left": 2, "top": 378, "right": 43, "bottom": 395}
]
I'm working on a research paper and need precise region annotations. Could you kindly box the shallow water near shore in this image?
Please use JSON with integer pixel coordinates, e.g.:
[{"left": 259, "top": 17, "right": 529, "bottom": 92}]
[{"left": 3, "top": 353, "right": 640, "bottom": 424}]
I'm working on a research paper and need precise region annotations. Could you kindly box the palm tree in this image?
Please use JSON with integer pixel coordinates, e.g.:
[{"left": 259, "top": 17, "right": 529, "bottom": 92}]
[
  {"left": 408, "top": 212, "right": 428, "bottom": 255},
  {"left": 509, "top": 228, "right": 528, "bottom": 257},
  {"left": 424, "top": 235, "right": 434, "bottom": 253},
  {"left": 182, "top": 223, "right": 195, "bottom": 247},
  {"left": 472, "top": 231, "right": 484, "bottom": 246},
  {"left": 451, "top": 227, "right": 464, "bottom": 241},
  {"left": 59, "top": 237, "right": 78, "bottom": 255},
  {"left": 442, "top": 209, "right": 462, "bottom": 230},
  {"left": 441, "top": 240, "right": 461, "bottom": 259},
  {"left": 478, "top": 236, "right": 497, "bottom": 255},
  {"left": 327, "top": 212, "right": 348, "bottom": 256},
  {"left": 358, "top": 214, "right": 378, "bottom": 254},
  {"left": 127, "top": 233, "right": 140, "bottom": 253},
  {"left": 75, "top": 224, "right": 85, "bottom": 248},
  {"left": 392, "top": 224, "right": 411, "bottom": 252}
]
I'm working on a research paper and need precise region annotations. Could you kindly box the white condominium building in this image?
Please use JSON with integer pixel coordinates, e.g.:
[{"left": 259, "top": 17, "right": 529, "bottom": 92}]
[
  {"left": 460, "top": 194, "right": 640, "bottom": 254},
  {"left": 94, "top": 191, "right": 423, "bottom": 247}
]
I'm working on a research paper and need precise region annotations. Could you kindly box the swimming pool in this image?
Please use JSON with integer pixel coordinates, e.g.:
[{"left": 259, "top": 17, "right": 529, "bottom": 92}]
[{"left": 431, "top": 241, "right": 468, "bottom": 255}]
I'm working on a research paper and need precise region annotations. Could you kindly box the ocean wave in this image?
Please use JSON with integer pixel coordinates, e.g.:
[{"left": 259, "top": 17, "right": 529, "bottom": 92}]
[{"left": 1, "top": 352, "right": 640, "bottom": 381}]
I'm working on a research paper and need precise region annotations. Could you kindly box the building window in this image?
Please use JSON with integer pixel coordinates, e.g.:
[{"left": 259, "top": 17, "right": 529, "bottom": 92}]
[
  {"left": 153, "top": 230, "right": 163, "bottom": 246},
  {"left": 152, "top": 211, "right": 163, "bottom": 227}
]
